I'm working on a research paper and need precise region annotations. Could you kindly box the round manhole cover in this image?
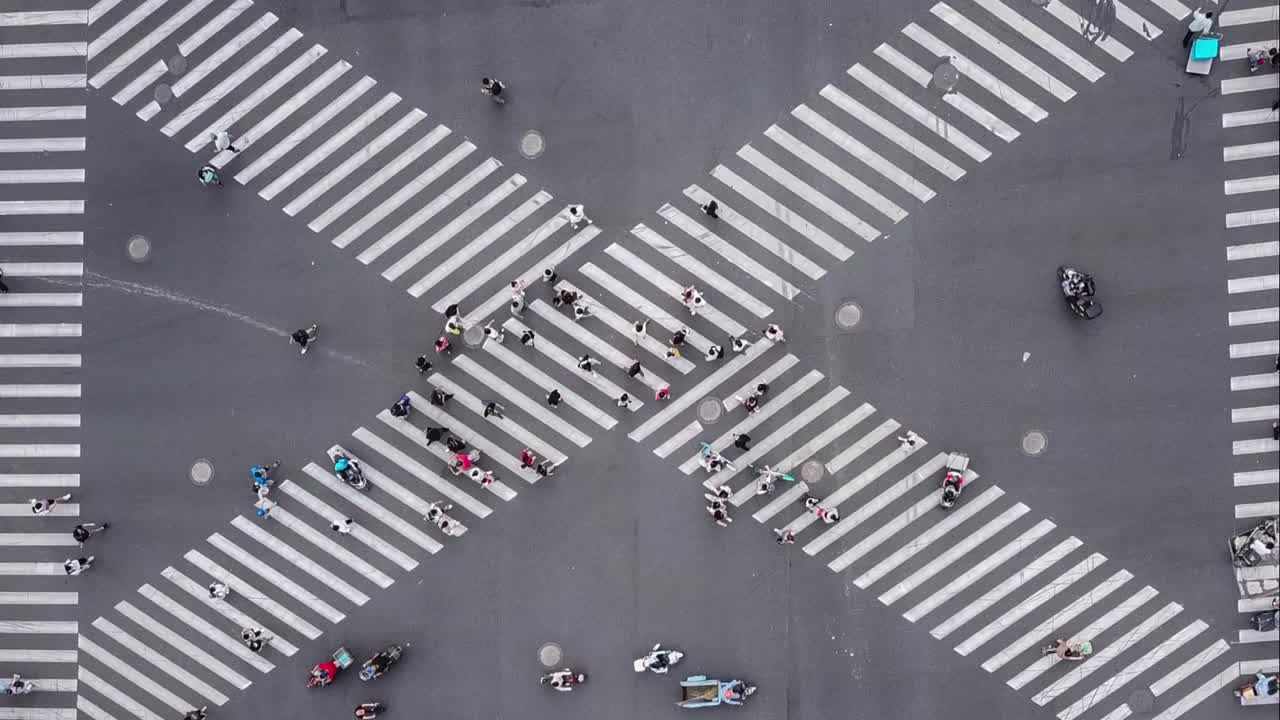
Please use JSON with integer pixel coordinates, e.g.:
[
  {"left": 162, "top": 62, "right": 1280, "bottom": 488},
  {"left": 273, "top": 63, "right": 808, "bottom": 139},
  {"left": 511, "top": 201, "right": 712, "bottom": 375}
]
[
  {"left": 165, "top": 54, "right": 187, "bottom": 75},
  {"left": 153, "top": 84, "right": 173, "bottom": 104},
  {"left": 520, "top": 130, "right": 546, "bottom": 159},
  {"left": 462, "top": 324, "right": 485, "bottom": 348},
  {"left": 537, "top": 642, "right": 563, "bottom": 668},
  {"left": 932, "top": 59, "right": 960, "bottom": 92},
  {"left": 800, "top": 460, "right": 825, "bottom": 484},
  {"left": 1021, "top": 430, "right": 1047, "bottom": 456},
  {"left": 127, "top": 235, "right": 151, "bottom": 262},
  {"left": 190, "top": 459, "right": 214, "bottom": 486},
  {"left": 697, "top": 398, "right": 723, "bottom": 424},
  {"left": 835, "top": 301, "right": 863, "bottom": 330},
  {"left": 1126, "top": 688, "right": 1156, "bottom": 714}
]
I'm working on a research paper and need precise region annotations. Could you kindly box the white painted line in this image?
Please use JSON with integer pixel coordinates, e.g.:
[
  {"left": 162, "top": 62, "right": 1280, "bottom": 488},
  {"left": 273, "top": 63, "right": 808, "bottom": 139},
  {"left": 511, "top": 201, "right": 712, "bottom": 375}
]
[
  {"left": 1143, "top": 0, "right": 1191, "bottom": 20},
  {"left": 1223, "top": 107, "right": 1280, "bottom": 128},
  {"left": 1220, "top": 6, "right": 1279, "bottom": 26},
  {"left": 437, "top": 211, "right": 574, "bottom": 318},
  {"left": 90, "top": 0, "right": 216, "bottom": 89},
  {"left": 604, "top": 241, "right": 749, "bottom": 337},
  {"left": 1225, "top": 175, "right": 1280, "bottom": 195},
  {"left": 1228, "top": 241, "right": 1280, "bottom": 261},
  {"left": 738, "top": 143, "right": 883, "bottom": 240},
  {"left": 764, "top": 125, "right": 907, "bottom": 222},
  {"left": 409, "top": 188, "right": 548, "bottom": 296},
  {"left": 1110, "top": 1, "right": 1160, "bottom": 40},
  {"left": 1236, "top": 501, "right": 1280, "bottom": 518},
  {"left": 0, "top": 446, "right": 79, "bottom": 459},
  {"left": 968, "top": 0, "right": 1105, "bottom": 82},
  {"left": 684, "top": 184, "right": 830, "bottom": 277},
  {"left": 1239, "top": 628, "right": 1280, "bottom": 644},
  {"left": 501, "top": 317, "right": 641, "bottom": 411},
  {"left": 820, "top": 84, "right": 965, "bottom": 180},
  {"left": 0, "top": 74, "right": 86, "bottom": 90},
  {"left": 9, "top": 678, "right": 75, "bottom": 692},
  {"left": 578, "top": 261, "right": 716, "bottom": 354},
  {"left": 1007, "top": 585, "right": 1159, "bottom": 690},
  {"left": 191, "top": 45, "right": 329, "bottom": 153},
  {"left": 0, "top": 43, "right": 85, "bottom": 59},
  {"left": 878, "top": 503, "right": 1028, "bottom": 605},
  {"left": 1231, "top": 339, "right": 1280, "bottom": 358},
  {"left": 482, "top": 336, "right": 618, "bottom": 427},
  {"left": 1043, "top": 1, "right": 1133, "bottom": 61},
  {"left": 0, "top": 323, "right": 81, "bottom": 338},
  {"left": 679, "top": 370, "right": 824, "bottom": 473},
  {"left": 0, "top": 231, "right": 81, "bottom": 245},
  {"left": 334, "top": 139, "right": 474, "bottom": 248},
  {"left": 0, "top": 262, "right": 81, "bottom": 276},
  {"left": 417, "top": 376, "right": 570, "bottom": 465},
  {"left": 555, "top": 279, "right": 697, "bottom": 373},
  {"left": 178, "top": 1, "right": 252, "bottom": 57},
  {"left": 916, "top": 11, "right": 1067, "bottom": 107},
  {"left": 453, "top": 355, "right": 592, "bottom": 447},
  {"left": 0, "top": 10, "right": 88, "bottom": 25},
  {"left": 0, "top": 169, "right": 83, "bottom": 184},
  {"left": 0, "top": 138, "right": 84, "bottom": 154},
  {"left": 1150, "top": 640, "right": 1230, "bottom": 697},
  {"left": 631, "top": 223, "right": 774, "bottom": 318},
  {"left": 276, "top": 481, "right": 419, "bottom": 570},
  {"left": 703, "top": 387, "right": 850, "bottom": 490},
  {"left": 301, "top": 459, "right": 457, "bottom": 545},
  {"left": 1229, "top": 307, "right": 1279, "bottom": 326},
  {"left": 1235, "top": 469, "right": 1279, "bottom": 486},
  {"left": 930, "top": 537, "right": 1081, "bottom": 639},
  {"left": 0, "top": 107, "right": 85, "bottom": 122},
  {"left": 77, "top": 666, "right": 163, "bottom": 720},
  {"left": 1240, "top": 658, "right": 1280, "bottom": 674},
  {"left": 162, "top": 27, "right": 303, "bottom": 136},
  {"left": 658, "top": 202, "right": 806, "bottom": 299},
  {"left": 0, "top": 649, "right": 76, "bottom": 662},
  {"left": 792, "top": 431, "right": 928, "bottom": 541},
  {"left": 0, "top": 474, "right": 78, "bottom": 488},
  {"left": 236, "top": 75, "right": 376, "bottom": 184},
  {"left": 955, "top": 552, "right": 1106, "bottom": 656},
  {"left": 113, "top": 60, "right": 165, "bottom": 105},
  {"left": 733, "top": 403, "right": 877, "bottom": 507},
  {"left": 137, "top": 582, "right": 274, "bottom": 672},
  {"left": 88, "top": 0, "right": 168, "bottom": 61},
  {"left": 793, "top": 101, "right": 939, "bottom": 198},
  {"left": 0, "top": 354, "right": 80, "bottom": 368},
  {"left": 89, "top": 0, "right": 125, "bottom": 23},
  {"left": 309, "top": 124, "right": 450, "bottom": 231},
  {"left": 0, "top": 620, "right": 75, "bottom": 633},
  {"left": 211, "top": 60, "right": 352, "bottom": 167},
  {"left": 0, "top": 414, "right": 79, "bottom": 427},
  {"left": 722, "top": 354, "right": 800, "bottom": 411},
  {"left": 527, "top": 298, "right": 667, "bottom": 391},
  {"left": 1225, "top": 141, "right": 1280, "bottom": 164},
  {"left": 0, "top": 591, "right": 76, "bottom": 604},
  {"left": 207, "top": 531, "right": 346, "bottom": 623},
  {"left": 1221, "top": 41, "right": 1280, "bottom": 62},
  {"left": 263, "top": 91, "right": 401, "bottom": 201},
  {"left": 0, "top": 293, "right": 83, "bottom": 308},
  {"left": 1032, "top": 602, "right": 1184, "bottom": 706},
  {"left": 91, "top": 617, "right": 229, "bottom": 705},
  {"left": 872, "top": 44, "right": 1019, "bottom": 143},
  {"left": 77, "top": 695, "right": 118, "bottom": 720},
  {"left": 160, "top": 565, "right": 301, "bottom": 657},
  {"left": 980, "top": 568, "right": 1133, "bottom": 672},
  {"left": 0, "top": 709, "right": 80, "bottom": 720},
  {"left": 382, "top": 172, "right": 521, "bottom": 280},
  {"left": 0, "top": 562, "right": 73, "bottom": 575},
  {"left": 1227, "top": 208, "right": 1280, "bottom": 228},
  {"left": 655, "top": 420, "right": 703, "bottom": 459},
  {"left": 825, "top": 418, "right": 903, "bottom": 474},
  {"left": 1222, "top": 73, "right": 1280, "bottom": 95},
  {"left": 849, "top": 64, "right": 991, "bottom": 161},
  {"left": 1237, "top": 564, "right": 1280, "bottom": 582},
  {"left": 709, "top": 163, "right": 855, "bottom": 261},
  {"left": 350, "top": 429, "right": 492, "bottom": 518},
  {"left": 230, "top": 515, "right": 370, "bottom": 605},
  {"left": 0, "top": 533, "right": 76, "bottom": 546},
  {"left": 629, "top": 340, "right": 776, "bottom": 443},
  {"left": 751, "top": 481, "right": 811, "bottom": 523},
  {"left": 1232, "top": 404, "right": 1279, "bottom": 422},
  {"left": 0, "top": 201, "right": 83, "bottom": 216}
]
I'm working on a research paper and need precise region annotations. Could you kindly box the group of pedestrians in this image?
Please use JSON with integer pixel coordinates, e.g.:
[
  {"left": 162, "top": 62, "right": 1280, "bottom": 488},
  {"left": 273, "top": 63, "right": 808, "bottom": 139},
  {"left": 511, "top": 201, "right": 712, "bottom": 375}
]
[{"left": 29, "top": 494, "right": 110, "bottom": 575}]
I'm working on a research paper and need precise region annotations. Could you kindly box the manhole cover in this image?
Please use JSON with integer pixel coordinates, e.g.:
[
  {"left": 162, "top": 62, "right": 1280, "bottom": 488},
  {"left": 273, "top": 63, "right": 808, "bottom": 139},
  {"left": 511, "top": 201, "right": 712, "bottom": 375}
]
[
  {"left": 126, "top": 235, "right": 151, "bottom": 262},
  {"left": 932, "top": 58, "right": 960, "bottom": 92},
  {"left": 835, "top": 301, "right": 863, "bottom": 330},
  {"left": 1127, "top": 688, "right": 1156, "bottom": 714},
  {"left": 800, "top": 460, "right": 825, "bottom": 484},
  {"left": 1021, "top": 430, "right": 1047, "bottom": 456},
  {"left": 153, "top": 84, "right": 173, "bottom": 104},
  {"left": 462, "top": 324, "right": 485, "bottom": 348},
  {"left": 520, "top": 130, "right": 545, "bottom": 159},
  {"left": 190, "top": 459, "right": 214, "bottom": 486},
  {"left": 537, "top": 642, "right": 563, "bottom": 668},
  {"left": 698, "top": 398, "right": 723, "bottom": 424},
  {"left": 165, "top": 54, "right": 187, "bottom": 75}
]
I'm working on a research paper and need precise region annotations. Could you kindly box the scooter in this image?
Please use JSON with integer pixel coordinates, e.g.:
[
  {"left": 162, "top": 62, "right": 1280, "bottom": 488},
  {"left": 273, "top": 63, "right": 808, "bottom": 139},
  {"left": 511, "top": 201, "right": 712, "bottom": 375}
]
[
  {"left": 5, "top": 674, "right": 34, "bottom": 695},
  {"left": 633, "top": 643, "right": 684, "bottom": 674},
  {"left": 359, "top": 644, "right": 404, "bottom": 682},
  {"left": 1058, "top": 266, "right": 1102, "bottom": 320},
  {"left": 939, "top": 453, "right": 969, "bottom": 509},
  {"left": 1041, "top": 639, "right": 1093, "bottom": 661},
  {"left": 328, "top": 446, "right": 369, "bottom": 491},
  {"left": 540, "top": 669, "right": 587, "bottom": 691}
]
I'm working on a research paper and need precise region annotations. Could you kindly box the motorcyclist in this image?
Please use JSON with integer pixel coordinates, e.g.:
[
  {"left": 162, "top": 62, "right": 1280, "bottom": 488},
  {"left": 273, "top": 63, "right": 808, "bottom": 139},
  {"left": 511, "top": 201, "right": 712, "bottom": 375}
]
[
  {"left": 941, "top": 472, "right": 963, "bottom": 506},
  {"left": 182, "top": 706, "right": 208, "bottom": 720},
  {"left": 354, "top": 702, "right": 384, "bottom": 718},
  {"left": 6, "top": 674, "right": 33, "bottom": 695},
  {"left": 645, "top": 650, "right": 671, "bottom": 671},
  {"left": 309, "top": 660, "right": 339, "bottom": 687},
  {"left": 334, "top": 454, "right": 363, "bottom": 484},
  {"left": 724, "top": 681, "right": 752, "bottom": 703},
  {"left": 1051, "top": 638, "right": 1088, "bottom": 660},
  {"left": 543, "top": 669, "right": 580, "bottom": 691},
  {"left": 250, "top": 461, "right": 277, "bottom": 489}
]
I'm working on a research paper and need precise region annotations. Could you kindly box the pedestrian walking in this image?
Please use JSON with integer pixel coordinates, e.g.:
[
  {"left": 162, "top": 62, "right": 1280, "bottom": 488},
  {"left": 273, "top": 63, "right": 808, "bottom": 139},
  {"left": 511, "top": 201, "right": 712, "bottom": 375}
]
[
  {"left": 753, "top": 382, "right": 770, "bottom": 398},
  {"left": 774, "top": 528, "right": 796, "bottom": 545},
  {"left": 330, "top": 518, "right": 353, "bottom": 534},
  {"left": 184, "top": 707, "right": 208, "bottom": 720},
  {"left": 520, "top": 329, "right": 536, "bottom": 347},
  {"left": 700, "top": 199, "right": 719, "bottom": 218},
  {"left": 535, "top": 460, "right": 558, "bottom": 478},
  {"left": 72, "top": 522, "right": 109, "bottom": 545},
  {"left": 666, "top": 344, "right": 681, "bottom": 361},
  {"left": 896, "top": 431, "right": 920, "bottom": 449},
  {"left": 763, "top": 323, "right": 786, "bottom": 343},
  {"left": 519, "top": 449, "right": 537, "bottom": 469},
  {"left": 577, "top": 354, "right": 599, "bottom": 375},
  {"left": 707, "top": 484, "right": 731, "bottom": 501},
  {"left": 511, "top": 278, "right": 528, "bottom": 298},
  {"left": 289, "top": 324, "right": 318, "bottom": 354},
  {"left": 445, "top": 435, "right": 467, "bottom": 453},
  {"left": 415, "top": 355, "right": 432, "bottom": 374},
  {"left": 483, "top": 320, "right": 505, "bottom": 344},
  {"left": 510, "top": 295, "right": 525, "bottom": 317},
  {"left": 803, "top": 496, "right": 840, "bottom": 524},
  {"left": 429, "top": 388, "right": 453, "bottom": 406},
  {"left": 254, "top": 496, "right": 277, "bottom": 519},
  {"left": 546, "top": 389, "right": 562, "bottom": 407},
  {"left": 445, "top": 316, "right": 463, "bottom": 335},
  {"left": 481, "top": 77, "right": 506, "bottom": 103},
  {"left": 734, "top": 434, "right": 751, "bottom": 451},
  {"left": 241, "top": 627, "right": 269, "bottom": 653},
  {"left": 705, "top": 344, "right": 724, "bottom": 362},
  {"left": 434, "top": 336, "right": 452, "bottom": 355},
  {"left": 707, "top": 506, "right": 732, "bottom": 527},
  {"left": 628, "top": 360, "right": 644, "bottom": 379},
  {"left": 483, "top": 401, "right": 505, "bottom": 419},
  {"left": 566, "top": 204, "right": 591, "bottom": 229},
  {"left": 616, "top": 392, "right": 631, "bottom": 408},
  {"left": 469, "top": 467, "right": 496, "bottom": 487},
  {"left": 63, "top": 556, "right": 94, "bottom": 576},
  {"left": 208, "top": 582, "right": 230, "bottom": 600},
  {"left": 444, "top": 303, "right": 460, "bottom": 320},
  {"left": 0, "top": 268, "right": 8, "bottom": 293},
  {"left": 424, "top": 426, "right": 448, "bottom": 445},
  {"left": 631, "top": 319, "right": 649, "bottom": 345},
  {"left": 572, "top": 302, "right": 592, "bottom": 321},
  {"left": 737, "top": 394, "right": 761, "bottom": 414},
  {"left": 389, "top": 393, "right": 412, "bottom": 418},
  {"left": 212, "top": 130, "right": 239, "bottom": 153},
  {"left": 197, "top": 164, "right": 221, "bottom": 187},
  {"left": 31, "top": 494, "right": 72, "bottom": 515},
  {"left": 655, "top": 386, "right": 671, "bottom": 402},
  {"left": 553, "top": 288, "right": 578, "bottom": 308},
  {"left": 682, "top": 286, "right": 705, "bottom": 315},
  {"left": 1182, "top": 8, "right": 1213, "bottom": 47},
  {"left": 542, "top": 266, "right": 558, "bottom": 284},
  {"left": 670, "top": 328, "right": 687, "bottom": 348},
  {"left": 731, "top": 335, "right": 752, "bottom": 353}
]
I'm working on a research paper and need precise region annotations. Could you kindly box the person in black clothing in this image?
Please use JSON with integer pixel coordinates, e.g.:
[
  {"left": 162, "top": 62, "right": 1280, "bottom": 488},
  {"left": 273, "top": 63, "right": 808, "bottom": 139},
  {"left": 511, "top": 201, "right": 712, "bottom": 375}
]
[
  {"left": 424, "top": 426, "right": 448, "bottom": 445},
  {"left": 734, "top": 434, "right": 751, "bottom": 451},
  {"left": 445, "top": 435, "right": 466, "bottom": 453},
  {"left": 481, "top": 77, "right": 505, "bottom": 103},
  {"left": 628, "top": 360, "right": 644, "bottom": 378},
  {"left": 415, "top": 355, "right": 431, "bottom": 374},
  {"left": 72, "top": 522, "right": 109, "bottom": 545},
  {"left": 546, "top": 389, "right": 562, "bottom": 407},
  {"left": 429, "top": 388, "right": 453, "bottom": 406},
  {"left": 0, "top": 268, "right": 8, "bottom": 293}
]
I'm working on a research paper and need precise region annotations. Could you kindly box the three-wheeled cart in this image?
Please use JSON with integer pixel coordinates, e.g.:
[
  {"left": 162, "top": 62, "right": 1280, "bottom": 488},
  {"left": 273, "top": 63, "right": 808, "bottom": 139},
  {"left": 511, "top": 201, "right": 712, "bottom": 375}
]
[
  {"left": 677, "top": 675, "right": 755, "bottom": 708},
  {"left": 1186, "top": 32, "right": 1222, "bottom": 75}
]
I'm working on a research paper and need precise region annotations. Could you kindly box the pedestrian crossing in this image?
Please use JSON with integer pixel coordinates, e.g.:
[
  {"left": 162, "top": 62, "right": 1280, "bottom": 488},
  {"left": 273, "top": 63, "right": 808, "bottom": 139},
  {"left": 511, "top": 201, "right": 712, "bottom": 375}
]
[{"left": 1, "top": 4, "right": 88, "bottom": 718}]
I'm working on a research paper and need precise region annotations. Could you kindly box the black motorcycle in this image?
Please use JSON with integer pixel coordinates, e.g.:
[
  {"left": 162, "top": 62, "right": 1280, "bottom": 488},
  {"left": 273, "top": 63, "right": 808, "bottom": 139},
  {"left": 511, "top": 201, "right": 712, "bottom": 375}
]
[
  {"left": 1058, "top": 266, "right": 1102, "bottom": 320},
  {"left": 359, "top": 644, "right": 404, "bottom": 682}
]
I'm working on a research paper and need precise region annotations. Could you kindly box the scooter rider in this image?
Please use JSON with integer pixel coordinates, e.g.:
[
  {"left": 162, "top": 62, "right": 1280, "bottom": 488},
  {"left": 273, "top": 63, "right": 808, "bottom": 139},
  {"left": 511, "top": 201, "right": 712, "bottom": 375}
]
[
  {"left": 334, "top": 453, "right": 362, "bottom": 484},
  {"left": 1050, "top": 638, "right": 1089, "bottom": 660},
  {"left": 5, "top": 674, "right": 33, "bottom": 695},
  {"left": 354, "top": 702, "right": 384, "bottom": 718}
]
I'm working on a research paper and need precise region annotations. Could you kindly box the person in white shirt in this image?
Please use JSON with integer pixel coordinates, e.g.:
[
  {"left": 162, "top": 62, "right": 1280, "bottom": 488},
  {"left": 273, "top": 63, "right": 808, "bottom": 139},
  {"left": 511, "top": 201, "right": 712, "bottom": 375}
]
[{"left": 1183, "top": 8, "right": 1213, "bottom": 48}]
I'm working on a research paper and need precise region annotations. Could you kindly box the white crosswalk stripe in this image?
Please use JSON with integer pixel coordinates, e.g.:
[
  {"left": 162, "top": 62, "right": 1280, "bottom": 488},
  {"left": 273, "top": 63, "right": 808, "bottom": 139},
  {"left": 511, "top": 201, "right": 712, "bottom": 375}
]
[
  {"left": 911, "top": 13, "right": 1064, "bottom": 110},
  {"left": 604, "top": 242, "right": 750, "bottom": 337},
  {"left": 276, "top": 480, "right": 425, "bottom": 568},
  {"left": 762, "top": 125, "right": 907, "bottom": 222},
  {"left": 353, "top": 425, "right": 498, "bottom": 515},
  {"left": 578, "top": 262, "right": 717, "bottom": 354},
  {"left": 210, "top": 61, "right": 353, "bottom": 166},
  {"left": 708, "top": 163, "right": 855, "bottom": 261},
  {"left": 631, "top": 223, "right": 774, "bottom": 318},
  {"left": 873, "top": 43, "right": 1019, "bottom": 143},
  {"left": 849, "top": 64, "right": 991, "bottom": 162},
  {"left": 658, "top": 202, "right": 808, "bottom": 299},
  {"left": 116, "top": 596, "right": 262, "bottom": 685},
  {"left": 1041, "top": 1, "right": 1133, "bottom": 61},
  {"left": 159, "top": 566, "right": 301, "bottom": 656},
  {"left": 453, "top": 356, "right": 594, "bottom": 446},
  {"left": 229, "top": 516, "right": 371, "bottom": 604},
  {"left": 89, "top": 0, "right": 215, "bottom": 89},
  {"left": 680, "top": 185, "right": 832, "bottom": 278},
  {"left": 819, "top": 83, "right": 966, "bottom": 180},
  {"left": 480, "top": 335, "right": 623, "bottom": 424},
  {"left": 382, "top": 174, "right": 523, "bottom": 281},
  {"left": 207, "top": 531, "right": 346, "bottom": 623}
]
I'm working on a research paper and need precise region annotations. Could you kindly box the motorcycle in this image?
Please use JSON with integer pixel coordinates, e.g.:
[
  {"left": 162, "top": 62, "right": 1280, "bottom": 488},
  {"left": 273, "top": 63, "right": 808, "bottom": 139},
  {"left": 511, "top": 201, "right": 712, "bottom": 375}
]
[
  {"left": 328, "top": 446, "right": 369, "bottom": 491},
  {"left": 1250, "top": 608, "right": 1278, "bottom": 633},
  {"left": 633, "top": 643, "right": 684, "bottom": 674},
  {"left": 939, "top": 452, "right": 969, "bottom": 509},
  {"left": 307, "top": 647, "right": 353, "bottom": 688},
  {"left": 5, "top": 674, "right": 34, "bottom": 695},
  {"left": 1230, "top": 518, "right": 1278, "bottom": 567},
  {"left": 250, "top": 460, "right": 280, "bottom": 490},
  {"left": 540, "top": 669, "right": 587, "bottom": 691},
  {"left": 1041, "top": 639, "right": 1093, "bottom": 661},
  {"left": 359, "top": 644, "right": 404, "bottom": 682},
  {"left": 1234, "top": 672, "right": 1278, "bottom": 701},
  {"left": 1058, "top": 266, "right": 1102, "bottom": 320}
]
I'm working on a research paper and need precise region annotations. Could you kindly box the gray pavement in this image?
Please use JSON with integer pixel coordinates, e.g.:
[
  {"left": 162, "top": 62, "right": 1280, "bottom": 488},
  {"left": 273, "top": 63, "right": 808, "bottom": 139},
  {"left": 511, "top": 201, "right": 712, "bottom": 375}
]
[{"left": 1, "top": 1, "right": 1277, "bottom": 719}]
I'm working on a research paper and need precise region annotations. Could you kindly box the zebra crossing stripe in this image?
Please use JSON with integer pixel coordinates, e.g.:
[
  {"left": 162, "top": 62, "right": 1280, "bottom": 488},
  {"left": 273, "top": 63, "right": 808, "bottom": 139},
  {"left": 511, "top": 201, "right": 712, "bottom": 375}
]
[
  {"left": 819, "top": 84, "right": 965, "bottom": 180},
  {"left": 1225, "top": 140, "right": 1280, "bottom": 161},
  {"left": 1231, "top": 339, "right": 1280, "bottom": 358},
  {"left": 1111, "top": 0, "right": 1161, "bottom": 39},
  {"left": 0, "top": 562, "right": 70, "bottom": 575},
  {"left": 738, "top": 143, "right": 883, "bottom": 240},
  {"left": 682, "top": 185, "right": 827, "bottom": 278},
  {"left": 0, "top": 10, "right": 88, "bottom": 25},
  {"left": 1228, "top": 307, "right": 1279, "bottom": 326},
  {"left": 188, "top": 44, "right": 326, "bottom": 153},
  {"left": 0, "top": 502, "right": 79, "bottom": 515},
  {"left": 406, "top": 188, "right": 546, "bottom": 295},
  {"left": 91, "top": 617, "right": 229, "bottom": 705},
  {"left": 849, "top": 64, "right": 991, "bottom": 162},
  {"left": 376, "top": 408, "right": 520, "bottom": 498},
  {"left": 824, "top": 417, "right": 902, "bottom": 474},
  {"left": 1222, "top": 107, "right": 1278, "bottom": 128},
  {"left": 1224, "top": 74, "right": 1280, "bottom": 95},
  {"left": 658, "top": 202, "right": 807, "bottom": 299},
  {"left": 0, "top": 43, "right": 85, "bottom": 59},
  {"left": 655, "top": 420, "right": 703, "bottom": 459},
  {"left": 452, "top": 355, "right": 593, "bottom": 447},
  {"left": 137, "top": 582, "right": 274, "bottom": 672},
  {"left": 88, "top": 0, "right": 169, "bottom": 61},
  {"left": 967, "top": 0, "right": 1104, "bottom": 82},
  {"left": 1225, "top": 175, "right": 1280, "bottom": 195},
  {"left": 481, "top": 337, "right": 620, "bottom": 427},
  {"left": 0, "top": 620, "right": 75, "bottom": 633},
  {"left": 604, "top": 241, "right": 749, "bottom": 338},
  {"left": 1149, "top": 640, "right": 1230, "bottom": 696},
  {"left": 579, "top": 261, "right": 717, "bottom": 354},
  {"left": 443, "top": 215, "right": 574, "bottom": 319},
  {"left": 0, "top": 231, "right": 81, "bottom": 246},
  {"left": 416, "top": 378, "right": 570, "bottom": 464},
  {"left": 679, "top": 370, "right": 824, "bottom": 474},
  {"left": 113, "top": 60, "right": 167, "bottom": 105},
  {"left": 276, "top": 481, "right": 420, "bottom": 569},
  {"left": 0, "top": 74, "right": 85, "bottom": 90},
  {"left": 556, "top": 279, "right": 697, "bottom": 373},
  {"left": 1226, "top": 208, "right": 1280, "bottom": 228},
  {"left": 873, "top": 43, "right": 1019, "bottom": 143},
  {"left": 77, "top": 665, "right": 164, "bottom": 720},
  {"left": 117, "top": 593, "right": 262, "bottom": 683},
  {"left": 878, "top": 503, "right": 1028, "bottom": 605},
  {"left": 89, "top": 0, "right": 215, "bottom": 89},
  {"left": 0, "top": 474, "right": 78, "bottom": 487},
  {"left": 789, "top": 103, "right": 938, "bottom": 199},
  {"left": 1057, "top": 620, "right": 1206, "bottom": 720},
  {"left": 1220, "top": 6, "right": 1279, "bottom": 25},
  {"left": 230, "top": 516, "right": 371, "bottom": 604},
  {"left": 211, "top": 60, "right": 352, "bottom": 167},
  {"left": 931, "top": 537, "right": 1081, "bottom": 639},
  {"left": 79, "top": 693, "right": 124, "bottom": 720},
  {"left": 1151, "top": 662, "right": 1252, "bottom": 720},
  {"left": 0, "top": 293, "right": 83, "bottom": 308},
  {"left": 159, "top": 566, "right": 300, "bottom": 658},
  {"left": 527, "top": 299, "right": 667, "bottom": 392},
  {"left": 309, "top": 125, "right": 450, "bottom": 231},
  {"left": 981, "top": 569, "right": 1132, "bottom": 672},
  {"left": 0, "top": 107, "right": 85, "bottom": 122},
  {"left": 350, "top": 428, "right": 493, "bottom": 518},
  {"left": 382, "top": 173, "right": 522, "bottom": 280},
  {"left": 1236, "top": 501, "right": 1280, "bottom": 519},
  {"left": 750, "top": 481, "right": 810, "bottom": 522},
  {"left": 207, "top": 531, "right": 346, "bottom": 623},
  {"left": 631, "top": 223, "right": 774, "bottom": 318},
  {"left": 629, "top": 341, "right": 776, "bottom": 443},
  {"left": 0, "top": 591, "right": 73, "bottom": 605},
  {"left": 0, "top": 649, "right": 76, "bottom": 662},
  {"left": 763, "top": 125, "right": 907, "bottom": 222},
  {"left": 708, "top": 163, "right": 854, "bottom": 261},
  {"left": 1234, "top": 469, "right": 1279, "bottom": 486},
  {"left": 287, "top": 107, "right": 426, "bottom": 215},
  {"left": 1228, "top": 275, "right": 1280, "bottom": 294},
  {"left": 793, "top": 431, "right": 925, "bottom": 539},
  {"left": 705, "top": 387, "right": 851, "bottom": 490},
  {"left": 722, "top": 354, "right": 800, "bottom": 411},
  {"left": 0, "top": 170, "right": 84, "bottom": 185},
  {"left": 928, "top": 4, "right": 1074, "bottom": 102},
  {"left": 501, "top": 318, "right": 640, "bottom": 411},
  {"left": 1006, "top": 585, "right": 1159, "bottom": 689},
  {"left": 1041, "top": 1, "right": 1132, "bottom": 61},
  {"left": 89, "top": 0, "right": 126, "bottom": 24},
  {"left": 0, "top": 533, "right": 77, "bottom": 546}
]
